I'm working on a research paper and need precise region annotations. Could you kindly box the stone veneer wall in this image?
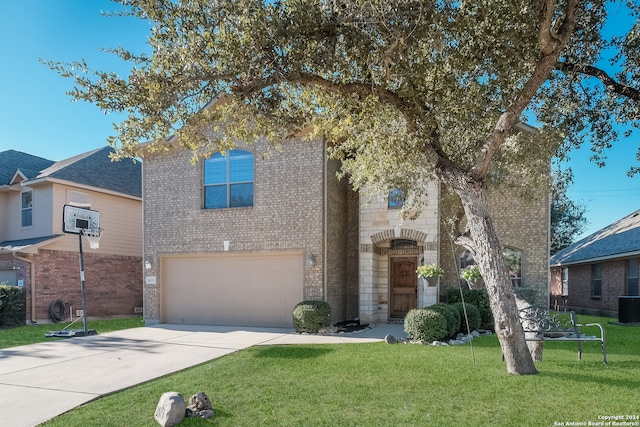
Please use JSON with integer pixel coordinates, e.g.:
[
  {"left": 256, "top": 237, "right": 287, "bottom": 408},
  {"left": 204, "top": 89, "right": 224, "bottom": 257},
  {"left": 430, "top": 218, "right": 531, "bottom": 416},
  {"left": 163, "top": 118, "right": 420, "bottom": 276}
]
[
  {"left": 0, "top": 250, "right": 142, "bottom": 323},
  {"left": 358, "top": 180, "right": 440, "bottom": 323},
  {"left": 439, "top": 186, "right": 550, "bottom": 306},
  {"left": 142, "top": 137, "right": 327, "bottom": 323}
]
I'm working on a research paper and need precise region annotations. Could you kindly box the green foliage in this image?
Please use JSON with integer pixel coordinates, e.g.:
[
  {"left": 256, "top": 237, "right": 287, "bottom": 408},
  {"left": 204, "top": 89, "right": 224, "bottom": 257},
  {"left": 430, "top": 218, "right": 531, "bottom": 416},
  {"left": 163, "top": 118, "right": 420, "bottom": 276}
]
[
  {"left": 450, "top": 302, "right": 482, "bottom": 333},
  {"left": 447, "top": 288, "right": 493, "bottom": 328},
  {"left": 404, "top": 308, "right": 448, "bottom": 342},
  {"left": 292, "top": 301, "right": 331, "bottom": 333},
  {"left": 416, "top": 264, "right": 445, "bottom": 278},
  {"left": 426, "top": 303, "right": 461, "bottom": 338},
  {"left": 0, "top": 285, "right": 25, "bottom": 327}
]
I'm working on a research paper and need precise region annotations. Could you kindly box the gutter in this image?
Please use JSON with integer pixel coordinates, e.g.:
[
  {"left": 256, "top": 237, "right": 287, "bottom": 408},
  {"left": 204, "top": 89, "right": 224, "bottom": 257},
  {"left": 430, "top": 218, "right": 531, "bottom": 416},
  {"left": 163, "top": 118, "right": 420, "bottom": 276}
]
[{"left": 12, "top": 252, "right": 36, "bottom": 323}]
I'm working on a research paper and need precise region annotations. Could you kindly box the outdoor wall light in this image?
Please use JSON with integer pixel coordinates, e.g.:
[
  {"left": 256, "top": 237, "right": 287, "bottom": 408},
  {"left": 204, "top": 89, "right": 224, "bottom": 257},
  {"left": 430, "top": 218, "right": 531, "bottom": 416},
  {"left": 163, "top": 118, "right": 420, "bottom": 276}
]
[
  {"left": 145, "top": 258, "right": 153, "bottom": 270},
  {"left": 307, "top": 254, "right": 316, "bottom": 268}
]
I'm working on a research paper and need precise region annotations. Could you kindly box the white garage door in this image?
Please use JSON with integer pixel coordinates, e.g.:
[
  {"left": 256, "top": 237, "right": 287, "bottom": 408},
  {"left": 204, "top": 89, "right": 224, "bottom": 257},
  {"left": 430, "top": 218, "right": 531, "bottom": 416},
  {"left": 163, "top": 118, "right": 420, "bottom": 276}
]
[{"left": 162, "top": 252, "right": 304, "bottom": 327}]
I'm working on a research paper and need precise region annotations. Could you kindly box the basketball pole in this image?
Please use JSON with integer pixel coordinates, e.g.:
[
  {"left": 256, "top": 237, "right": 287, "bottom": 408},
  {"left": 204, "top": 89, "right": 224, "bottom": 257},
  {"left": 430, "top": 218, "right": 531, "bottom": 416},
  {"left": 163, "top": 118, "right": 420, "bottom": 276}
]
[{"left": 78, "top": 231, "right": 88, "bottom": 335}]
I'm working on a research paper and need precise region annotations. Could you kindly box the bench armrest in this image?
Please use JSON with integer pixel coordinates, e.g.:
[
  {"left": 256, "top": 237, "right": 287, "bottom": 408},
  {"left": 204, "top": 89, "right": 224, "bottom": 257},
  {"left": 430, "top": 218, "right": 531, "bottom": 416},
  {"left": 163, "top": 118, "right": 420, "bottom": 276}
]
[{"left": 575, "top": 322, "right": 606, "bottom": 340}]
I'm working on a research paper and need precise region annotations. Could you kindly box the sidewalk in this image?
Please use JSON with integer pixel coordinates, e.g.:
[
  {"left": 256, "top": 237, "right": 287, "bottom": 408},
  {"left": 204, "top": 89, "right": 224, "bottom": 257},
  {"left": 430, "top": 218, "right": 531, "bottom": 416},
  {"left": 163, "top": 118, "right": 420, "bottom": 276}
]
[{"left": 0, "top": 323, "right": 405, "bottom": 427}]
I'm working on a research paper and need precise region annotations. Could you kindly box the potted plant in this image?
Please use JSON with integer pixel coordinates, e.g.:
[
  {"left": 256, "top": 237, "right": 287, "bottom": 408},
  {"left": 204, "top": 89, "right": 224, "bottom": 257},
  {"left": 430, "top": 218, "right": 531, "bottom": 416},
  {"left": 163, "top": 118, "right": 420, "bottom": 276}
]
[
  {"left": 416, "top": 264, "right": 444, "bottom": 286},
  {"left": 461, "top": 265, "right": 482, "bottom": 289}
]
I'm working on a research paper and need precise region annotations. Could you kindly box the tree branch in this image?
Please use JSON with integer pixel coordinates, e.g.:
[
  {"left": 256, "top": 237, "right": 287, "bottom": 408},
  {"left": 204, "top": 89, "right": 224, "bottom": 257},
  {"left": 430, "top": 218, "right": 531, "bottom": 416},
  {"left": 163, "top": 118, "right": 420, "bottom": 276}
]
[
  {"left": 558, "top": 62, "right": 640, "bottom": 102},
  {"left": 469, "top": 0, "right": 579, "bottom": 182}
]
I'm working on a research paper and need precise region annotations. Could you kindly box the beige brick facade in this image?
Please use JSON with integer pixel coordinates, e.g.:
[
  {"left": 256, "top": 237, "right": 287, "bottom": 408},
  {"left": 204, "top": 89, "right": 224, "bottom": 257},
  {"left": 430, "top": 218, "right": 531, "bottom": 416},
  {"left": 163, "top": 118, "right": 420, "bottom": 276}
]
[{"left": 143, "top": 138, "right": 549, "bottom": 326}]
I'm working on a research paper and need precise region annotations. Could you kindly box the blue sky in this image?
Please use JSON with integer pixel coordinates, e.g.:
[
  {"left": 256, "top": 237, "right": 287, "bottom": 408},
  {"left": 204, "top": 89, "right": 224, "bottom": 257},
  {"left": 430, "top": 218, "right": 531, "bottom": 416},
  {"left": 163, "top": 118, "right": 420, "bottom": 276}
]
[{"left": 1, "top": 1, "right": 638, "bottom": 239}]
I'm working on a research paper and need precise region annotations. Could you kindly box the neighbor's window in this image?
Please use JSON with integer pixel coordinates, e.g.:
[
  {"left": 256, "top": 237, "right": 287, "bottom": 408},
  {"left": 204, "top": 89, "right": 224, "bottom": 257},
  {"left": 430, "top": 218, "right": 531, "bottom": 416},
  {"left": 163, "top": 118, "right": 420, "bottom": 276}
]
[
  {"left": 503, "top": 247, "right": 522, "bottom": 287},
  {"left": 388, "top": 188, "right": 405, "bottom": 209},
  {"left": 562, "top": 267, "right": 569, "bottom": 296},
  {"left": 21, "top": 191, "right": 33, "bottom": 227},
  {"left": 204, "top": 150, "right": 254, "bottom": 209},
  {"left": 591, "top": 264, "right": 602, "bottom": 298},
  {"left": 627, "top": 259, "right": 639, "bottom": 296}
]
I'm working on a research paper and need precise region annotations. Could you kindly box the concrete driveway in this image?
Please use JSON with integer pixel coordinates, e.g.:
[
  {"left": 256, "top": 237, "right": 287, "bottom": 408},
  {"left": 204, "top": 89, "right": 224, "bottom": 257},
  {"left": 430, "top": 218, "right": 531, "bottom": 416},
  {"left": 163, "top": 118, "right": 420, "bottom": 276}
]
[{"left": 0, "top": 323, "right": 404, "bottom": 427}]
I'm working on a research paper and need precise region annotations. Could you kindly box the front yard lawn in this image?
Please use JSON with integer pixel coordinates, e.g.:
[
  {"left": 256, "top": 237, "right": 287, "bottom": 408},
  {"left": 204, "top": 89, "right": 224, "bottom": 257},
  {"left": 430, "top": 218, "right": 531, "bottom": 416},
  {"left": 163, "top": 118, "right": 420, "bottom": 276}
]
[
  {"left": 0, "top": 317, "right": 143, "bottom": 349},
  {"left": 41, "top": 315, "right": 640, "bottom": 427}
]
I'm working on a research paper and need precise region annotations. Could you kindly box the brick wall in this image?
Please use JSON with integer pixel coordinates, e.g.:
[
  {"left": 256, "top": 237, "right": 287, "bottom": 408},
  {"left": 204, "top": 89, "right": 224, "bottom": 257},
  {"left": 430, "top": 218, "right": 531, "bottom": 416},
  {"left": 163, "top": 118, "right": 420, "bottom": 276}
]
[
  {"left": 0, "top": 250, "right": 142, "bottom": 323},
  {"left": 551, "top": 261, "right": 627, "bottom": 316},
  {"left": 143, "top": 137, "right": 329, "bottom": 323},
  {"left": 439, "top": 185, "right": 550, "bottom": 306}
]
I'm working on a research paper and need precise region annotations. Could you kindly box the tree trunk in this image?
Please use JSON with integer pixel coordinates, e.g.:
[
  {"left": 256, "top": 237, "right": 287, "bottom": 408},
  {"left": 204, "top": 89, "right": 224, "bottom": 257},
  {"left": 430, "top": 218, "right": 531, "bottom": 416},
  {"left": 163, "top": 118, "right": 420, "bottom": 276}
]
[{"left": 451, "top": 180, "right": 538, "bottom": 375}]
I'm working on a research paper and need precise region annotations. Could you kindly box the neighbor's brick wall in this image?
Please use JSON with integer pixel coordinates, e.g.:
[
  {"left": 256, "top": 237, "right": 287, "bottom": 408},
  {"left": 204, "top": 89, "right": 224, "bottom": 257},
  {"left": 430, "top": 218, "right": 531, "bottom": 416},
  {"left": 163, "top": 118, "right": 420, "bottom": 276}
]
[
  {"left": 34, "top": 250, "right": 142, "bottom": 322},
  {"left": 143, "top": 137, "right": 327, "bottom": 323},
  {"left": 0, "top": 251, "right": 142, "bottom": 323},
  {"left": 439, "top": 186, "right": 550, "bottom": 306},
  {"left": 552, "top": 261, "right": 626, "bottom": 316}
]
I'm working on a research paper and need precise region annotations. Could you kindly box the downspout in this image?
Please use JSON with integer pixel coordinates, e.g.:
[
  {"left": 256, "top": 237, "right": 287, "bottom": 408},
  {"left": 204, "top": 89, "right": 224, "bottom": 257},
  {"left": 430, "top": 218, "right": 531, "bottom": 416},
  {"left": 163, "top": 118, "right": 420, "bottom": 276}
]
[
  {"left": 323, "top": 137, "right": 328, "bottom": 302},
  {"left": 13, "top": 252, "right": 36, "bottom": 323}
]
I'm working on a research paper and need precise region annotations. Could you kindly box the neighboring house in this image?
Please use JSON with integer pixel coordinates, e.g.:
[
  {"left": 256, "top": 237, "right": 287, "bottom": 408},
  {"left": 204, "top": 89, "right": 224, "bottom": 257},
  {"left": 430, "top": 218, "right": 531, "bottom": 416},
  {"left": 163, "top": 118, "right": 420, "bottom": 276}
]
[
  {"left": 0, "top": 147, "right": 143, "bottom": 323},
  {"left": 550, "top": 209, "right": 640, "bottom": 317},
  {"left": 141, "top": 131, "right": 550, "bottom": 328}
]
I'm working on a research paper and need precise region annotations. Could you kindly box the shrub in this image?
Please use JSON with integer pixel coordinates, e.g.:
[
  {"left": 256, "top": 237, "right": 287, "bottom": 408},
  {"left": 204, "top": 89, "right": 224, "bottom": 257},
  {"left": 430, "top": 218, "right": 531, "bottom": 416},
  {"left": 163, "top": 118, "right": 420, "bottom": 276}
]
[
  {"left": 427, "top": 303, "right": 461, "bottom": 338},
  {"left": 404, "top": 308, "right": 448, "bottom": 342},
  {"left": 450, "top": 302, "right": 481, "bottom": 333},
  {"left": 292, "top": 301, "right": 331, "bottom": 333},
  {"left": 446, "top": 288, "right": 493, "bottom": 328},
  {"left": 0, "top": 284, "right": 26, "bottom": 327}
]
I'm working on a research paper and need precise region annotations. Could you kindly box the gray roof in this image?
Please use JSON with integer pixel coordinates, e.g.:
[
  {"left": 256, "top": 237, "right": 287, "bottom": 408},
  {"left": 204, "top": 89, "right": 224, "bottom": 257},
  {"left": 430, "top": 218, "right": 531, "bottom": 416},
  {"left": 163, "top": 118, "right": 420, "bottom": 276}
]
[
  {"left": 35, "top": 146, "right": 141, "bottom": 198},
  {"left": 550, "top": 209, "right": 640, "bottom": 266},
  {"left": 0, "top": 150, "right": 55, "bottom": 185},
  {"left": 0, "top": 235, "right": 62, "bottom": 253}
]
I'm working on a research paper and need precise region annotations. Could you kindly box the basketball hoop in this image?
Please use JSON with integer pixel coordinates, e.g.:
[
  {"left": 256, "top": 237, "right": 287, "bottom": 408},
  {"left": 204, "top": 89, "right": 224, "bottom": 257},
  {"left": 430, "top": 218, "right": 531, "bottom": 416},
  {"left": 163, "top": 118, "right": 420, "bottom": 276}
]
[{"left": 82, "top": 228, "right": 103, "bottom": 249}]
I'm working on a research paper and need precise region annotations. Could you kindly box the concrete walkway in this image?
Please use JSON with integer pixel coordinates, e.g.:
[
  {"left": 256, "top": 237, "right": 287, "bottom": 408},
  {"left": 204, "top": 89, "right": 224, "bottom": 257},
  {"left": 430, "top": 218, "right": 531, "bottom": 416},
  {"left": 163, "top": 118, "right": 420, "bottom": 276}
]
[{"left": 0, "top": 323, "right": 406, "bottom": 427}]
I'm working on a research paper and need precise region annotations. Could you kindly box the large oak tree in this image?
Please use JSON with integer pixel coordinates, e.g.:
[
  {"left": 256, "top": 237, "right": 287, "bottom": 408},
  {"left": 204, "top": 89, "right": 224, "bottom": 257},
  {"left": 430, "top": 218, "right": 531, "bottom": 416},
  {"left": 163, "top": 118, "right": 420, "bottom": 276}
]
[{"left": 47, "top": 0, "right": 640, "bottom": 374}]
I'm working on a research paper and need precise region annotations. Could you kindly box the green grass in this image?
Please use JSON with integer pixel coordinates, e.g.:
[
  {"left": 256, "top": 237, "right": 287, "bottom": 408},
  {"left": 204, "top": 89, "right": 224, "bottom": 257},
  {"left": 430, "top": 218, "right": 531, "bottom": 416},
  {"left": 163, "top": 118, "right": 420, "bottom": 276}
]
[
  {"left": 0, "top": 317, "right": 144, "bottom": 349},
  {"left": 38, "top": 314, "right": 640, "bottom": 427}
]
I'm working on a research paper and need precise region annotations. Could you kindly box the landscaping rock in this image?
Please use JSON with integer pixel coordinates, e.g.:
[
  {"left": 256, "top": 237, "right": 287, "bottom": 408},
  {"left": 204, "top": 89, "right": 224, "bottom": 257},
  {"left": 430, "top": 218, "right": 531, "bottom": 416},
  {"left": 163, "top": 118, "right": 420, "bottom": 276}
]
[
  {"left": 384, "top": 334, "right": 398, "bottom": 344},
  {"left": 154, "top": 392, "right": 185, "bottom": 427},
  {"left": 185, "top": 391, "right": 215, "bottom": 419}
]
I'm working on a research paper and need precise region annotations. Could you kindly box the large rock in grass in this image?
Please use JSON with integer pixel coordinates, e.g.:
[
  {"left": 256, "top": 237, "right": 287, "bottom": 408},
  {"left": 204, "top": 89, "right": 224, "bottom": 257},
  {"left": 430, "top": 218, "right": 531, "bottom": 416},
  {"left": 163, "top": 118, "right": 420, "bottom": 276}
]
[{"left": 154, "top": 392, "right": 185, "bottom": 427}]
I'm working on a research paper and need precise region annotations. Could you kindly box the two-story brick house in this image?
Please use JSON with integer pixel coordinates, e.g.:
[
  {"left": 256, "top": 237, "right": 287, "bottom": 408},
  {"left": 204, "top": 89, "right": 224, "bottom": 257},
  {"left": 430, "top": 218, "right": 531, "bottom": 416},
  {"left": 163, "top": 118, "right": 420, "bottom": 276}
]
[
  {"left": 141, "top": 132, "right": 550, "bottom": 328},
  {"left": 0, "top": 147, "right": 143, "bottom": 323}
]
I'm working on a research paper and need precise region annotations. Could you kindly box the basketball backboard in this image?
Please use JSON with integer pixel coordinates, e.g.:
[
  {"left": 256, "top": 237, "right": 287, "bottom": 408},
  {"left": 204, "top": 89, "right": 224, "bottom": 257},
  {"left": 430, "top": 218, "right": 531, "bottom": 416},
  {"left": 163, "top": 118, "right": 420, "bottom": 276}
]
[{"left": 63, "top": 205, "right": 100, "bottom": 234}]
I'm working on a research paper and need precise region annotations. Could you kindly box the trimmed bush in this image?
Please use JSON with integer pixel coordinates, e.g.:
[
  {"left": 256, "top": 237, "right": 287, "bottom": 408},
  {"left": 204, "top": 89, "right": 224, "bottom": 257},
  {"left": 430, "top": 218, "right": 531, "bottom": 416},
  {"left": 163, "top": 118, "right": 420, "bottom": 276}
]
[
  {"left": 450, "top": 302, "right": 481, "bottom": 333},
  {"left": 404, "top": 308, "right": 448, "bottom": 342},
  {"left": 427, "top": 303, "right": 461, "bottom": 338},
  {"left": 292, "top": 301, "right": 331, "bottom": 333},
  {"left": 446, "top": 288, "right": 493, "bottom": 327}
]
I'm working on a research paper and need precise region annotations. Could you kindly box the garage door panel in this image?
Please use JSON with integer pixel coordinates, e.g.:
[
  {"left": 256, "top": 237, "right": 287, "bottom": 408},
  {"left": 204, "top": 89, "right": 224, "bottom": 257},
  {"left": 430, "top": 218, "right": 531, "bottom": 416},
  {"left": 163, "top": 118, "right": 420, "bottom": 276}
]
[{"left": 162, "top": 252, "right": 303, "bottom": 327}]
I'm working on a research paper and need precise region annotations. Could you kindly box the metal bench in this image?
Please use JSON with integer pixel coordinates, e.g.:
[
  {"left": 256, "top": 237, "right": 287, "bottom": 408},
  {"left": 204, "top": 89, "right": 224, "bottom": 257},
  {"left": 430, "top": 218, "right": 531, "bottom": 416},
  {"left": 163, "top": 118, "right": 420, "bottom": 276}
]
[{"left": 518, "top": 306, "right": 607, "bottom": 364}]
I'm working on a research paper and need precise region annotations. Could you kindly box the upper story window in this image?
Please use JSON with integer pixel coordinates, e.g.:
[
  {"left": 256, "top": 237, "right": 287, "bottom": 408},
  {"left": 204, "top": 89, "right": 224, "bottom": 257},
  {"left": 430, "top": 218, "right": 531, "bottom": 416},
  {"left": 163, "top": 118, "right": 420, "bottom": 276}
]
[
  {"left": 627, "top": 259, "right": 639, "bottom": 296},
  {"left": 204, "top": 149, "right": 254, "bottom": 209},
  {"left": 591, "top": 263, "right": 602, "bottom": 298},
  {"left": 388, "top": 189, "right": 405, "bottom": 209},
  {"left": 21, "top": 191, "right": 32, "bottom": 227}
]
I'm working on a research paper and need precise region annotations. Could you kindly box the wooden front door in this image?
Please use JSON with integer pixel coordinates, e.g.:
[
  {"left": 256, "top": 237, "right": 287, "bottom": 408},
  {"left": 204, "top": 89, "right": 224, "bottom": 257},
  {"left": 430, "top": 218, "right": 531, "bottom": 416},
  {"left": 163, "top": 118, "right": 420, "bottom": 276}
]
[{"left": 390, "top": 257, "right": 417, "bottom": 318}]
